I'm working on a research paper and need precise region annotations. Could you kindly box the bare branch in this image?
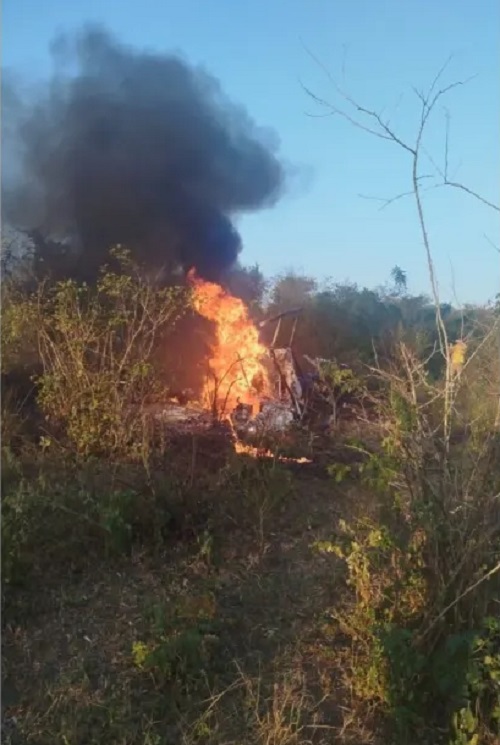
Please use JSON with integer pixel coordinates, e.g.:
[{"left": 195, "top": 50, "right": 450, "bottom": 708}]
[
  {"left": 358, "top": 175, "right": 435, "bottom": 211},
  {"left": 444, "top": 107, "right": 450, "bottom": 180},
  {"left": 301, "top": 84, "right": 398, "bottom": 143},
  {"left": 424, "top": 109, "right": 500, "bottom": 212},
  {"left": 418, "top": 559, "right": 500, "bottom": 643},
  {"left": 301, "top": 43, "right": 416, "bottom": 153},
  {"left": 484, "top": 233, "right": 500, "bottom": 254},
  {"left": 427, "top": 54, "right": 455, "bottom": 100},
  {"left": 303, "top": 51, "right": 494, "bottom": 441},
  {"left": 441, "top": 180, "right": 500, "bottom": 212}
]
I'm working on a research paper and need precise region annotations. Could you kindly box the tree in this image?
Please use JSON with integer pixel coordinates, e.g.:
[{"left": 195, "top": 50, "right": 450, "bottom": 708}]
[
  {"left": 267, "top": 271, "right": 317, "bottom": 311},
  {"left": 225, "top": 263, "right": 267, "bottom": 313},
  {"left": 390, "top": 265, "right": 407, "bottom": 296}
]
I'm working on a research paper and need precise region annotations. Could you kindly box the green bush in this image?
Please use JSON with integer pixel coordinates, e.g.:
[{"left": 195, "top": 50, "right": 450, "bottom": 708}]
[
  {"left": 35, "top": 249, "right": 188, "bottom": 457},
  {"left": 317, "top": 339, "right": 500, "bottom": 743},
  {"left": 1, "top": 452, "right": 140, "bottom": 588},
  {"left": 132, "top": 594, "right": 218, "bottom": 690}
]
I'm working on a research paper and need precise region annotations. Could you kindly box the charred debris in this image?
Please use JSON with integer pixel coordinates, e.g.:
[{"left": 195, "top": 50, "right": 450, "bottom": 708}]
[{"left": 154, "top": 308, "right": 357, "bottom": 444}]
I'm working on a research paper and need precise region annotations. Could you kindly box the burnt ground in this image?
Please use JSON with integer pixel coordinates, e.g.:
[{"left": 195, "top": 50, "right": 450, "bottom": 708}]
[{"left": 1, "top": 459, "right": 371, "bottom": 745}]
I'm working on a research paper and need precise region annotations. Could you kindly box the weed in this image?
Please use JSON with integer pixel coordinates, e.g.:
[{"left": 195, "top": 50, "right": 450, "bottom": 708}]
[
  {"left": 133, "top": 596, "right": 218, "bottom": 693},
  {"left": 217, "top": 456, "right": 295, "bottom": 550}
]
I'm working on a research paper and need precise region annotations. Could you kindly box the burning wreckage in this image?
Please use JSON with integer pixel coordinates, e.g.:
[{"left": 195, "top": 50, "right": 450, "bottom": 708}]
[
  {"left": 228, "top": 310, "right": 319, "bottom": 438},
  {"left": 154, "top": 275, "right": 336, "bottom": 445},
  {"left": 6, "top": 28, "right": 331, "bottom": 452}
]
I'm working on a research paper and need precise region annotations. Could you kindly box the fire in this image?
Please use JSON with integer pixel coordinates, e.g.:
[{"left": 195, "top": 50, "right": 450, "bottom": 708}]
[
  {"left": 234, "top": 441, "right": 312, "bottom": 464},
  {"left": 188, "top": 270, "right": 271, "bottom": 412}
]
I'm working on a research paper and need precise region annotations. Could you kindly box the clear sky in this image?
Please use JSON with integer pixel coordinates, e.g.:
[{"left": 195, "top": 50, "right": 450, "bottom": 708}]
[{"left": 3, "top": 0, "right": 499, "bottom": 303}]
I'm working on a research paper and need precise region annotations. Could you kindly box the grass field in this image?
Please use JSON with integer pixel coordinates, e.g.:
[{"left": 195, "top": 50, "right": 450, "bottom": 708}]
[{"left": 3, "top": 452, "right": 364, "bottom": 744}]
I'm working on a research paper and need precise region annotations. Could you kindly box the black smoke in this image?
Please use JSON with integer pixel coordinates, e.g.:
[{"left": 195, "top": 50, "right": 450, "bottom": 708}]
[{"left": 3, "top": 26, "right": 284, "bottom": 281}]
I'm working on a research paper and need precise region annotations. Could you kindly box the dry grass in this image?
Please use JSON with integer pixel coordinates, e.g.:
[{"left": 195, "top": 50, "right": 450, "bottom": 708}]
[{"left": 2, "top": 457, "right": 355, "bottom": 745}]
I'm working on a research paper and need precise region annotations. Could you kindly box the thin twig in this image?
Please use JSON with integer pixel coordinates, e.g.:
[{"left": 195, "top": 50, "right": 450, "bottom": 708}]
[{"left": 419, "top": 560, "right": 500, "bottom": 642}]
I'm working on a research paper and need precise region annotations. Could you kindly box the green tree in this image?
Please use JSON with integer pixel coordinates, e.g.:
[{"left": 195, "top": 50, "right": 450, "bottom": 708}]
[{"left": 390, "top": 265, "right": 407, "bottom": 296}]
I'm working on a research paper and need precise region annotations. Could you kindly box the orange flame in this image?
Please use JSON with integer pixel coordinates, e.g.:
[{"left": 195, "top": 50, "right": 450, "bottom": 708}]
[
  {"left": 188, "top": 270, "right": 271, "bottom": 412},
  {"left": 234, "top": 440, "right": 312, "bottom": 463}
]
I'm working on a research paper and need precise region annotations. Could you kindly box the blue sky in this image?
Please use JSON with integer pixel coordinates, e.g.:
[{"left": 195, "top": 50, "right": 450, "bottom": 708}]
[{"left": 3, "top": 0, "right": 499, "bottom": 302}]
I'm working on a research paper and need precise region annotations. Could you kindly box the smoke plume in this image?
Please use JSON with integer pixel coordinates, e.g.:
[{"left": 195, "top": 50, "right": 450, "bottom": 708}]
[{"left": 3, "top": 26, "right": 284, "bottom": 281}]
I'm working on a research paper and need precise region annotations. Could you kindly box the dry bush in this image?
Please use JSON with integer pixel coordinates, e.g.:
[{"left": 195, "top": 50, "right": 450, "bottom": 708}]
[
  {"left": 318, "top": 337, "right": 500, "bottom": 743},
  {"left": 34, "top": 249, "right": 188, "bottom": 457}
]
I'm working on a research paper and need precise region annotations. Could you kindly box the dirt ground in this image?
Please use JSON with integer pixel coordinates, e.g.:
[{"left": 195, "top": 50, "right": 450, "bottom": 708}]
[{"left": 2, "top": 464, "right": 366, "bottom": 745}]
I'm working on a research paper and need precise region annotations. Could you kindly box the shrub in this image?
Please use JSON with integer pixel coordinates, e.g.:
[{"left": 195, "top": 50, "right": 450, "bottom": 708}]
[
  {"left": 1, "top": 451, "right": 142, "bottom": 589},
  {"left": 317, "top": 339, "right": 500, "bottom": 743},
  {"left": 35, "top": 249, "right": 188, "bottom": 457}
]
